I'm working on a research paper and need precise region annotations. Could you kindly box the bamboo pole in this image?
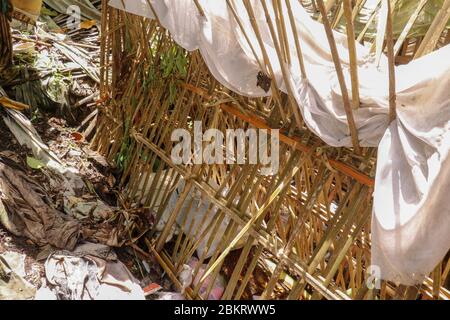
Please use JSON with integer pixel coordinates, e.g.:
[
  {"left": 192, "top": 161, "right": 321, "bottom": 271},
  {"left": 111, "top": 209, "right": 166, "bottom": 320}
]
[
  {"left": 386, "top": 0, "right": 396, "bottom": 122},
  {"left": 316, "top": 0, "right": 361, "bottom": 154},
  {"left": 414, "top": 0, "right": 450, "bottom": 58},
  {"left": 343, "top": 0, "right": 360, "bottom": 109},
  {"left": 258, "top": 0, "right": 305, "bottom": 129},
  {"left": 285, "top": 0, "right": 307, "bottom": 78},
  {"left": 274, "top": 0, "right": 291, "bottom": 65},
  {"left": 241, "top": 0, "right": 292, "bottom": 125}
]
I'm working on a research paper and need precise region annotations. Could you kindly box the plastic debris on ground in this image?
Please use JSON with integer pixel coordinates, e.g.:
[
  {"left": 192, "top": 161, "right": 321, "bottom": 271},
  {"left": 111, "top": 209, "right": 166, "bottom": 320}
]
[
  {"left": 36, "top": 242, "right": 145, "bottom": 300},
  {"left": 0, "top": 252, "right": 36, "bottom": 300}
]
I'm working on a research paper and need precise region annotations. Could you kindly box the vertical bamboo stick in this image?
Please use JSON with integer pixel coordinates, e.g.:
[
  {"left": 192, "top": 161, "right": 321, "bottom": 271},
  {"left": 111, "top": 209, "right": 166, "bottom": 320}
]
[
  {"left": 343, "top": 0, "right": 360, "bottom": 109},
  {"left": 259, "top": 0, "right": 305, "bottom": 130},
  {"left": 386, "top": 0, "right": 396, "bottom": 122},
  {"left": 316, "top": 0, "right": 361, "bottom": 154},
  {"left": 285, "top": 0, "right": 307, "bottom": 78}
]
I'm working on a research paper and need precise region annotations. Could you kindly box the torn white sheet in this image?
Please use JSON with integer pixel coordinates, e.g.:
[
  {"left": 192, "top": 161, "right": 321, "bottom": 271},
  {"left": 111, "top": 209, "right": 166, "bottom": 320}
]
[
  {"left": 373, "top": 47, "right": 450, "bottom": 285},
  {"left": 108, "top": 0, "right": 450, "bottom": 285}
]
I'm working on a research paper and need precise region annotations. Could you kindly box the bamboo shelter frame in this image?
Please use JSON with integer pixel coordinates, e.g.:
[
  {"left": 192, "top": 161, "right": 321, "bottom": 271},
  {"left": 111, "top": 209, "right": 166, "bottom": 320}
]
[{"left": 93, "top": 0, "right": 450, "bottom": 300}]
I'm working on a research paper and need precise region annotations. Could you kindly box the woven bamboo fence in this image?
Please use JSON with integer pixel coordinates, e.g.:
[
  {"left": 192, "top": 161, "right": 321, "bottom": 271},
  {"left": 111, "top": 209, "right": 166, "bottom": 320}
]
[{"left": 92, "top": 1, "right": 450, "bottom": 300}]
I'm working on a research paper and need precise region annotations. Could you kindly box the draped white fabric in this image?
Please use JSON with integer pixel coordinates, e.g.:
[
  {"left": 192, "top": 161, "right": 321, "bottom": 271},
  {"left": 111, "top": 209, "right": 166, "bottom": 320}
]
[{"left": 108, "top": 0, "right": 450, "bottom": 285}]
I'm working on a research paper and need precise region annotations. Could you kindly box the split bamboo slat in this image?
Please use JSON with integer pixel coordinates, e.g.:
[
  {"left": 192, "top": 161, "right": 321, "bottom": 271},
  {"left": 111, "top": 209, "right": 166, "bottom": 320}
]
[{"left": 93, "top": 1, "right": 450, "bottom": 300}]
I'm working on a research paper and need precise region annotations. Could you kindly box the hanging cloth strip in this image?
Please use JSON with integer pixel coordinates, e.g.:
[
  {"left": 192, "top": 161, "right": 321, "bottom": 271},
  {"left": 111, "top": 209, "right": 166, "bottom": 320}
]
[{"left": 108, "top": 0, "right": 450, "bottom": 286}]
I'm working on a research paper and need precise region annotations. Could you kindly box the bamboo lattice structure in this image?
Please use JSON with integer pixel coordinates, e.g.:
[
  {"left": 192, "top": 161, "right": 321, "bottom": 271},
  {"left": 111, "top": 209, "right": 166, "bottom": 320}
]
[{"left": 93, "top": 1, "right": 450, "bottom": 300}]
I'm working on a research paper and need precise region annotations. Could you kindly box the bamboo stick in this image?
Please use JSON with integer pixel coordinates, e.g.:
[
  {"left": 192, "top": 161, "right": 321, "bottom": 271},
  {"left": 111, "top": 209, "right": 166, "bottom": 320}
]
[
  {"left": 314, "top": 0, "right": 361, "bottom": 154},
  {"left": 285, "top": 0, "right": 307, "bottom": 78},
  {"left": 242, "top": 0, "right": 290, "bottom": 124},
  {"left": 343, "top": 0, "right": 360, "bottom": 109},
  {"left": 386, "top": 0, "right": 397, "bottom": 122},
  {"left": 193, "top": 0, "right": 206, "bottom": 17},
  {"left": 258, "top": 0, "right": 305, "bottom": 129}
]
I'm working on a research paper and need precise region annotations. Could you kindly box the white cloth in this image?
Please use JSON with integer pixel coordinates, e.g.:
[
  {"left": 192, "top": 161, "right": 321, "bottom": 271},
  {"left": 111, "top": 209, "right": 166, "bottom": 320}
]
[
  {"left": 108, "top": 0, "right": 450, "bottom": 285},
  {"left": 373, "top": 48, "right": 450, "bottom": 284}
]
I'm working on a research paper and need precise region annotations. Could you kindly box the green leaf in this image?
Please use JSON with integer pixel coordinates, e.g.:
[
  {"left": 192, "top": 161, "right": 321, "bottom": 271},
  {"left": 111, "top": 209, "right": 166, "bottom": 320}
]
[{"left": 26, "top": 156, "right": 45, "bottom": 170}]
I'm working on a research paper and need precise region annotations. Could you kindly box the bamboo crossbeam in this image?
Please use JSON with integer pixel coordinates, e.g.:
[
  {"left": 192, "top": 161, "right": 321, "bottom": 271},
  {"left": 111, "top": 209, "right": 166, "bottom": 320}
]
[
  {"left": 181, "top": 82, "right": 375, "bottom": 187},
  {"left": 242, "top": 0, "right": 290, "bottom": 124},
  {"left": 259, "top": 0, "right": 304, "bottom": 128}
]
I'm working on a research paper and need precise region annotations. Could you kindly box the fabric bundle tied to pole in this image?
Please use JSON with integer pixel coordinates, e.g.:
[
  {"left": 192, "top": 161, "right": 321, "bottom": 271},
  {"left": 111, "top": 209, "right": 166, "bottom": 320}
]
[{"left": 108, "top": 0, "right": 450, "bottom": 285}]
